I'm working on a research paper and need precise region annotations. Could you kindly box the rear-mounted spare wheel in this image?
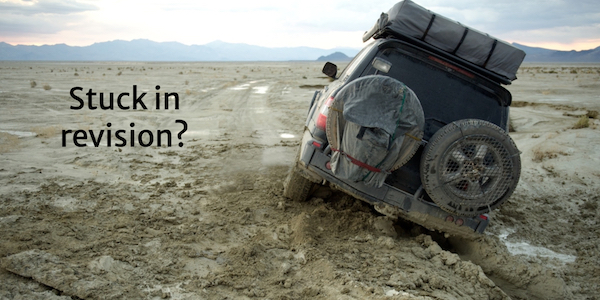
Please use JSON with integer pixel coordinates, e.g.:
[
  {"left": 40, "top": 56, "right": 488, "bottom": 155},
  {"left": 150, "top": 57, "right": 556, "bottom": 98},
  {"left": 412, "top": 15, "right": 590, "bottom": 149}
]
[
  {"left": 420, "top": 119, "right": 521, "bottom": 217},
  {"left": 325, "top": 75, "right": 424, "bottom": 173}
]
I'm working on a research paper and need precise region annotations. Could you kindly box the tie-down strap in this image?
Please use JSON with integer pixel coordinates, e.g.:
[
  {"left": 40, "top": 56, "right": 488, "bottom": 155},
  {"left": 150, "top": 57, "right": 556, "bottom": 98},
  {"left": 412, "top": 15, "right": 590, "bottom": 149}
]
[{"left": 331, "top": 147, "right": 385, "bottom": 174}]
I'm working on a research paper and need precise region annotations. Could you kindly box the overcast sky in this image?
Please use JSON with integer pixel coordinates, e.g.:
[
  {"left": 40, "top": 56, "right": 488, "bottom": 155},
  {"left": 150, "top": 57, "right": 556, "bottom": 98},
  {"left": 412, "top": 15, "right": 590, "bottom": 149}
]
[{"left": 1, "top": 0, "right": 599, "bottom": 51}]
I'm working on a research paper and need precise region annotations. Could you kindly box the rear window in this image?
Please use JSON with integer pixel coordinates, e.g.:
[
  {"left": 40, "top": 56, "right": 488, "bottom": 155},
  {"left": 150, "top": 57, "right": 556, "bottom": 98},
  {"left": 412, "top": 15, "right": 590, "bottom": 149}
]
[{"left": 362, "top": 45, "right": 509, "bottom": 139}]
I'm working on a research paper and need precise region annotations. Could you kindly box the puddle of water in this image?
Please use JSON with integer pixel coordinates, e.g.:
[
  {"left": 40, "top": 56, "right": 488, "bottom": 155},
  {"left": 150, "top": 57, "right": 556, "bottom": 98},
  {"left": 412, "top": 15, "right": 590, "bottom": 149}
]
[
  {"left": 0, "top": 130, "right": 37, "bottom": 138},
  {"left": 279, "top": 133, "right": 295, "bottom": 139},
  {"left": 186, "top": 129, "right": 212, "bottom": 136},
  {"left": 252, "top": 86, "right": 269, "bottom": 94},
  {"left": 229, "top": 84, "right": 250, "bottom": 90},
  {"left": 498, "top": 230, "right": 576, "bottom": 263}
]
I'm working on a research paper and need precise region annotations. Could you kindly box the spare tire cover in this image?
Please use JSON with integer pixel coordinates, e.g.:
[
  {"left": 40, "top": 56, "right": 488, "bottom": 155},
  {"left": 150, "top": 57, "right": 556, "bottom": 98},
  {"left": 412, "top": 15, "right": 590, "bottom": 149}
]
[{"left": 326, "top": 75, "right": 424, "bottom": 186}]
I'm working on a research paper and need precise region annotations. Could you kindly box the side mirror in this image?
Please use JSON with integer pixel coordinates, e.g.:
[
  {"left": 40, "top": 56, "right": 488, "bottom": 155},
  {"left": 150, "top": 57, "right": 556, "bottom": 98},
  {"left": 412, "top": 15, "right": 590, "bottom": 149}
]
[{"left": 322, "top": 62, "right": 337, "bottom": 79}]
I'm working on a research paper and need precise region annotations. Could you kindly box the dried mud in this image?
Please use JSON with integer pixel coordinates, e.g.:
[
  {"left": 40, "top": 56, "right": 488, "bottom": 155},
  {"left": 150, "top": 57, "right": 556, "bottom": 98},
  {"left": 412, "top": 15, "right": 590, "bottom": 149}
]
[{"left": 0, "top": 62, "right": 599, "bottom": 299}]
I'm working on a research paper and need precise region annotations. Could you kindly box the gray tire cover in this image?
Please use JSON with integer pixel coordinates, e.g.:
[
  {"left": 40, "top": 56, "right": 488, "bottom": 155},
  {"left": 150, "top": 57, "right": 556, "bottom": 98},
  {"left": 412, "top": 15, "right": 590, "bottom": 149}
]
[{"left": 326, "top": 75, "right": 424, "bottom": 187}]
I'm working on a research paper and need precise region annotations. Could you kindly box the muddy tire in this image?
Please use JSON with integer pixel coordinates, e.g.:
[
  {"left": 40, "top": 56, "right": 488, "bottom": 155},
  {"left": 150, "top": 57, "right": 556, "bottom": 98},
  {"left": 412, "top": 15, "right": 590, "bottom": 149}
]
[
  {"left": 283, "top": 167, "right": 315, "bottom": 202},
  {"left": 420, "top": 119, "right": 521, "bottom": 217}
]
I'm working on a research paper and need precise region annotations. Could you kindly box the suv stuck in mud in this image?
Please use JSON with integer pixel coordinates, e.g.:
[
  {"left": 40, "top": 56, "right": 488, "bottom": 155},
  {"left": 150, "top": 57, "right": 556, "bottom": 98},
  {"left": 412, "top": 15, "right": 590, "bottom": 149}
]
[{"left": 283, "top": 0, "right": 524, "bottom": 238}]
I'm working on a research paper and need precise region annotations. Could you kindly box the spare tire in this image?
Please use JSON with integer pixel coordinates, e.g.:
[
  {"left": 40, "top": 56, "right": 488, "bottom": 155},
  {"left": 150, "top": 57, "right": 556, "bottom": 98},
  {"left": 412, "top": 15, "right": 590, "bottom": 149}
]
[
  {"left": 326, "top": 75, "right": 425, "bottom": 174},
  {"left": 420, "top": 119, "right": 521, "bottom": 217}
]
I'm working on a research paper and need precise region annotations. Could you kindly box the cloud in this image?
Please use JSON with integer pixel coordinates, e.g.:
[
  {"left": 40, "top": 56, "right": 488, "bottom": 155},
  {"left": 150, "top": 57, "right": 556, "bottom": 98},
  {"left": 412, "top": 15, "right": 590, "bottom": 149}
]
[
  {"left": 365, "top": 0, "right": 600, "bottom": 49},
  {"left": 0, "top": 15, "right": 63, "bottom": 35},
  {"left": 276, "top": 0, "right": 600, "bottom": 47},
  {"left": 0, "top": 0, "right": 97, "bottom": 37},
  {"left": 418, "top": 0, "right": 600, "bottom": 33},
  {"left": 0, "top": 0, "right": 598, "bottom": 50},
  {"left": 507, "top": 24, "right": 600, "bottom": 46},
  {"left": 0, "top": 0, "right": 97, "bottom": 15}
]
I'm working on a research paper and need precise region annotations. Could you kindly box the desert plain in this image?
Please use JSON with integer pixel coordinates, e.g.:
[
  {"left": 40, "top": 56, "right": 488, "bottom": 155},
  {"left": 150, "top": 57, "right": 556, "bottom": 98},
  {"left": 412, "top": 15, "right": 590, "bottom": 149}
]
[{"left": 0, "top": 61, "right": 599, "bottom": 299}]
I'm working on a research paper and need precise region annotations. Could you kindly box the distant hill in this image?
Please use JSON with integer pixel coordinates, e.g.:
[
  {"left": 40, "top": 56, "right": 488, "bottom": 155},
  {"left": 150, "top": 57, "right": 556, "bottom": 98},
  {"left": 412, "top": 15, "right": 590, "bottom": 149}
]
[
  {"left": 0, "top": 39, "right": 359, "bottom": 62},
  {"left": 317, "top": 52, "right": 351, "bottom": 62},
  {"left": 1, "top": 39, "right": 598, "bottom": 62},
  {"left": 513, "top": 43, "right": 600, "bottom": 62}
]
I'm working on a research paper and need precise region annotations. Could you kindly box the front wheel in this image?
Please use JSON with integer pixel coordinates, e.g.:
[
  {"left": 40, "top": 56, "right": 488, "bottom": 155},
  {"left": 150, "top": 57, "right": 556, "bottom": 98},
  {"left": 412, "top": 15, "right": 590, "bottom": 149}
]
[{"left": 283, "top": 166, "right": 315, "bottom": 202}]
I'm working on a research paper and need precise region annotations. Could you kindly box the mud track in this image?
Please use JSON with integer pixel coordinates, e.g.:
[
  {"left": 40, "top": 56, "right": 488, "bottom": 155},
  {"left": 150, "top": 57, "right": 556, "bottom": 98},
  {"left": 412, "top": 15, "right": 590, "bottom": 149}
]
[{"left": 0, "top": 62, "right": 598, "bottom": 299}]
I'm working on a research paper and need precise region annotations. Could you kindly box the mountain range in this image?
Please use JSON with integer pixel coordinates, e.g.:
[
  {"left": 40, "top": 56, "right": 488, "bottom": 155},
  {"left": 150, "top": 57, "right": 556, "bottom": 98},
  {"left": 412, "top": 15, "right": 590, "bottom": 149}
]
[
  {"left": 0, "top": 39, "right": 359, "bottom": 62},
  {"left": 513, "top": 43, "right": 600, "bottom": 63},
  {"left": 0, "top": 39, "right": 598, "bottom": 62}
]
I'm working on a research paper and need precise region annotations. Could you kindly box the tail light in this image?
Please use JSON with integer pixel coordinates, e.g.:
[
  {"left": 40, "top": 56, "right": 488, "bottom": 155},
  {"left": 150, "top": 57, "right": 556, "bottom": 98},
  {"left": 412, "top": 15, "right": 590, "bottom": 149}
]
[{"left": 316, "top": 96, "right": 334, "bottom": 131}]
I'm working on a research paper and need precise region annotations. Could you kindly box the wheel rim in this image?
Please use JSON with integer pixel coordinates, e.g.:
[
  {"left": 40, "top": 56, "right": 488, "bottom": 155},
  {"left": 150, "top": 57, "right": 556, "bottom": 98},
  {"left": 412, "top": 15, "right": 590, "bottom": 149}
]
[{"left": 438, "top": 134, "right": 513, "bottom": 210}]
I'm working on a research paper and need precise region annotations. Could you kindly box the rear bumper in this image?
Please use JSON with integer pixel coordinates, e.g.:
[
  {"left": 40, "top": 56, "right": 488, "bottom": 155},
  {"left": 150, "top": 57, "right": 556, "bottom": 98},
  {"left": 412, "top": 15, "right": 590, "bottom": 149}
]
[{"left": 296, "top": 134, "right": 490, "bottom": 235}]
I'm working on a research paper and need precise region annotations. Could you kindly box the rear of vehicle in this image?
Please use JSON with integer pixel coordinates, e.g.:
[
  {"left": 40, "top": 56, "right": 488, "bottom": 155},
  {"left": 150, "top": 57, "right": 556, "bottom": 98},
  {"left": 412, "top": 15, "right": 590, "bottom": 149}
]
[{"left": 284, "top": 1, "right": 523, "bottom": 237}]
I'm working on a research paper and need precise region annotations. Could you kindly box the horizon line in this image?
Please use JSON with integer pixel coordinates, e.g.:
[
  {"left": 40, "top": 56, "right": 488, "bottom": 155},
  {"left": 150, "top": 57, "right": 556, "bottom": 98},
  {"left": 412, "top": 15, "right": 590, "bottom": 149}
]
[
  {"left": 2, "top": 39, "right": 599, "bottom": 53},
  {"left": 0, "top": 39, "right": 362, "bottom": 51}
]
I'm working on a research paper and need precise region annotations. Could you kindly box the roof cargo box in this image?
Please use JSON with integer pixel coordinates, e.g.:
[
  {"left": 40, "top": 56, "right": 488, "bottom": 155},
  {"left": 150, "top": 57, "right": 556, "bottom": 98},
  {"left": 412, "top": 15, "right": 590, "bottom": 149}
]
[{"left": 363, "top": 0, "right": 525, "bottom": 81}]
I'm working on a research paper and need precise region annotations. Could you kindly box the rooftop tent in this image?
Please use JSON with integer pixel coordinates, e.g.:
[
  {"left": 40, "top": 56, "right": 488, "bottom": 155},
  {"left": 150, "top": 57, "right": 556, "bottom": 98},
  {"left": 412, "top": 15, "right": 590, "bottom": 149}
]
[{"left": 363, "top": 0, "right": 525, "bottom": 81}]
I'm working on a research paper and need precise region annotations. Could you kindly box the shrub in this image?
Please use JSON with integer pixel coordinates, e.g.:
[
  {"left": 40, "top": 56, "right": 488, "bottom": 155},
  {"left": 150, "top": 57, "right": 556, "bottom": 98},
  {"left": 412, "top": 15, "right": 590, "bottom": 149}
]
[
  {"left": 573, "top": 116, "right": 589, "bottom": 129},
  {"left": 532, "top": 147, "right": 568, "bottom": 162},
  {"left": 532, "top": 148, "right": 555, "bottom": 162},
  {"left": 43, "top": 84, "right": 51, "bottom": 90},
  {"left": 30, "top": 80, "right": 37, "bottom": 88}
]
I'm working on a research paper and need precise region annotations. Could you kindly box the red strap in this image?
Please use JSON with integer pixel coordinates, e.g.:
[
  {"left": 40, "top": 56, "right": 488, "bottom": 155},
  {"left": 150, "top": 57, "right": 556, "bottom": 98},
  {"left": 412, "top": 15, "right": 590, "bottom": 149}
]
[{"left": 331, "top": 148, "right": 382, "bottom": 173}]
